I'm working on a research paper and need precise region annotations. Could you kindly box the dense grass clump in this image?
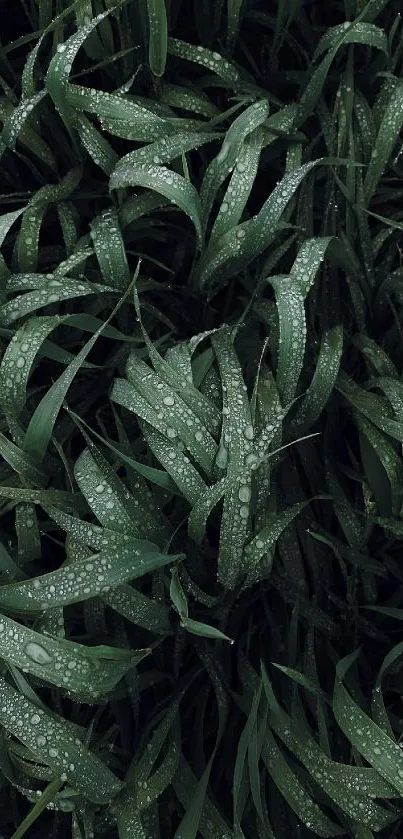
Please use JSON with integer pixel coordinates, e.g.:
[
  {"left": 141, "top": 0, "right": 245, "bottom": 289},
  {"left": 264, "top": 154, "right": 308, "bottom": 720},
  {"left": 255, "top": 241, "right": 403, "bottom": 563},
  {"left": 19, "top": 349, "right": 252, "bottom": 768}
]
[{"left": 1, "top": 0, "right": 403, "bottom": 836}]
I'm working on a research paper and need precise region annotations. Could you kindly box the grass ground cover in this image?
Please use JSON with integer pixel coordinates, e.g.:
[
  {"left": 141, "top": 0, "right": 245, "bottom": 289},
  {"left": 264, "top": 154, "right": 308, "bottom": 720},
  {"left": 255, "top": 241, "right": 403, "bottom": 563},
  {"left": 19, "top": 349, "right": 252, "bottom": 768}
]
[{"left": 1, "top": 0, "right": 403, "bottom": 836}]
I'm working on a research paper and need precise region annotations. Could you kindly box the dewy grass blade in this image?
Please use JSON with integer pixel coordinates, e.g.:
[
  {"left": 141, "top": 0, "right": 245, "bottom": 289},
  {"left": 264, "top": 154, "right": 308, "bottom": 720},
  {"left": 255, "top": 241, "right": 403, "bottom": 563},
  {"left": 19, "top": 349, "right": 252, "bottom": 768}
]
[
  {"left": 75, "top": 112, "right": 119, "bottom": 174},
  {"left": 113, "top": 353, "right": 218, "bottom": 474},
  {"left": 110, "top": 162, "right": 202, "bottom": 248},
  {"left": 147, "top": 0, "right": 168, "bottom": 77},
  {"left": 262, "top": 724, "right": 343, "bottom": 837},
  {"left": 141, "top": 420, "right": 207, "bottom": 506},
  {"left": 0, "top": 612, "right": 139, "bottom": 698},
  {"left": 17, "top": 168, "right": 82, "bottom": 273},
  {"left": 167, "top": 38, "right": 243, "bottom": 86},
  {"left": 90, "top": 209, "right": 130, "bottom": 290},
  {"left": 210, "top": 128, "right": 263, "bottom": 241},
  {"left": 65, "top": 536, "right": 171, "bottom": 635},
  {"left": 45, "top": 11, "right": 112, "bottom": 131},
  {"left": 244, "top": 502, "right": 309, "bottom": 587},
  {"left": 196, "top": 160, "right": 318, "bottom": 292},
  {"left": 74, "top": 443, "right": 166, "bottom": 544},
  {"left": 290, "top": 236, "right": 333, "bottom": 299},
  {"left": 66, "top": 84, "right": 170, "bottom": 141},
  {"left": 0, "top": 676, "right": 122, "bottom": 804},
  {"left": 227, "top": 0, "right": 244, "bottom": 50},
  {"left": 364, "top": 80, "right": 403, "bottom": 203},
  {"left": 132, "top": 293, "right": 221, "bottom": 433},
  {"left": 0, "top": 315, "right": 63, "bottom": 418},
  {"left": 0, "top": 280, "right": 96, "bottom": 326},
  {"left": 0, "top": 536, "right": 179, "bottom": 612},
  {"left": 290, "top": 326, "right": 343, "bottom": 432},
  {"left": 112, "top": 132, "right": 219, "bottom": 171},
  {"left": 269, "top": 274, "right": 306, "bottom": 406},
  {"left": 0, "top": 433, "right": 46, "bottom": 485},
  {"left": 159, "top": 84, "right": 219, "bottom": 118},
  {"left": 0, "top": 485, "right": 83, "bottom": 510},
  {"left": 212, "top": 329, "right": 254, "bottom": 588},
  {"left": 200, "top": 100, "right": 270, "bottom": 233},
  {"left": 356, "top": 412, "right": 403, "bottom": 515},
  {"left": 1, "top": 92, "right": 47, "bottom": 152},
  {"left": 22, "top": 281, "right": 133, "bottom": 462},
  {"left": 334, "top": 653, "right": 403, "bottom": 800},
  {"left": 262, "top": 666, "right": 396, "bottom": 830},
  {"left": 314, "top": 22, "right": 388, "bottom": 61}
]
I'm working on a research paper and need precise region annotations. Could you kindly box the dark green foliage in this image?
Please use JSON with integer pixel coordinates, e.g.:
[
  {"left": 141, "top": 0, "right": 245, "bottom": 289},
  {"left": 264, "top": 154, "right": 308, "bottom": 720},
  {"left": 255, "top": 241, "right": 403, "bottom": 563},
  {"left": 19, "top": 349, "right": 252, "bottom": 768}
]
[{"left": 0, "top": 1, "right": 403, "bottom": 836}]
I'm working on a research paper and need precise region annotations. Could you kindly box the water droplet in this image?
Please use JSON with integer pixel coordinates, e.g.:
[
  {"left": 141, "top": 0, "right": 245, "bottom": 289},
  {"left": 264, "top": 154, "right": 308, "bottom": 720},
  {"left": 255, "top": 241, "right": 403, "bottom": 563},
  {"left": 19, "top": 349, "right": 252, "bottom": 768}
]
[
  {"left": 195, "top": 430, "right": 203, "bottom": 442},
  {"left": 30, "top": 714, "right": 41, "bottom": 725},
  {"left": 163, "top": 394, "right": 175, "bottom": 407},
  {"left": 166, "top": 427, "right": 177, "bottom": 439},
  {"left": 25, "top": 642, "right": 53, "bottom": 665},
  {"left": 238, "top": 485, "right": 251, "bottom": 503},
  {"left": 239, "top": 505, "right": 249, "bottom": 519},
  {"left": 36, "top": 735, "right": 46, "bottom": 747},
  {"left": 215, "top": 444, "right": 228, "bottom": 469},
  {"left": 245, "top": 452, "right": 258, "bottom": 469},
  {"left": 243, "top": 424, "right": 254, "bottom": 440}
]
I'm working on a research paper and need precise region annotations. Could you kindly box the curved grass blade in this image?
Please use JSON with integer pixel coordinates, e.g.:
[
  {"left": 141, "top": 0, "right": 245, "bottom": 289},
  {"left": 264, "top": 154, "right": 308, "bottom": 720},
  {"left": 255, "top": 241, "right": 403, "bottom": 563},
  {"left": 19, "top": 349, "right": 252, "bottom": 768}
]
[
  {"left": 262, "top": 666, "right": 396, "bottom": 830},
  {"left": 75, "top": 112, "right": 119, "bottom": 174},
  {"left": 45, "top": 11, "right": 112, "bottom": 130},
  {"left": 357, "top": 412, "right": 403, "bottom": 515},
  {"left": 0, "top": 676, "right": 122, "bottom": 804},
  {"left": 0, "top": 612, "right": 139, "bottom": 698},
  {"left": 364, "top": 80, "right": 403, "bottom": 203},
  {"left": 17, "top": 168, "right": 82, "bottom": 273},
  {"left": 0, "top": 315, "right": 64, "bottom": 418},
  {"left": 314, "top": 22, "right": 388, "bottom": 61},
  {"left": 290, "top": 326, "right": 343, "bottom": 431},
  {"left": 290, "top": 236, "right": 333, "bottom": 299},
  {"left": 210, "top": 128, "right": 263, "bottom": 241},
  {"left": 1, "top": 92, "right": 47, "bottom": 152},
  {"left": 262, "top": 725, "right": 343, "bottom": 837},
  {"left": 74, "top": 443, "right": 166, "bottom": 544},
  {"left": 112, "top": 131, "right": 219, "bottom": 171},
  {"left": 296, "top": 20, "right": 386, "bottom": 127},
  {"left": 200, "top": 100, "right": 269, "bottom": 233},
  {"left": 212, "top": 329, "right": 254, "bottom": 588},
  {"left": 167, "top": 38, "right": 243, "bottom": 86},
  {"left": 141, "top": 420, "right": 207, "bottom": 505},
  {"left": 269, "top": 274, "right": 306, "bottom": 405},
  {"left": 110, "top": 162, "right": 202, "bottom": 247},
  {"left": 90, "top": 208, "right": 130, "bottom": 290},
  {"left": 113, "top": 355, "right": 217, "bottom": 474},
  {"left": 23, "top": 283, "right": 132, "bottom": 462},
  {"left": 67, "top": 83, "right": 169, "bottom": 141},
  {"left": 196, "top": 160, "right": 318, "bottom": 292},
  {"left": 0, "top": 537, "right": 179, "bottom": 612},
  {"left": 244, "top": 502, "right": 308, "bottom": 587},
  {"left": 334, "top": 653, "right": 403, "bottom": 800}
]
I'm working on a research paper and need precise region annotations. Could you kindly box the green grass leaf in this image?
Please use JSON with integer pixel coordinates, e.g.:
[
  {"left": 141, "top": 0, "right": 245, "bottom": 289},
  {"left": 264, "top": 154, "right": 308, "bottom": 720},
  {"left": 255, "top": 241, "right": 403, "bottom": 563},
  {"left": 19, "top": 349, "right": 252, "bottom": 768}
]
[{"left": 147, "top": 0, "right": 168, "bottom": 77}]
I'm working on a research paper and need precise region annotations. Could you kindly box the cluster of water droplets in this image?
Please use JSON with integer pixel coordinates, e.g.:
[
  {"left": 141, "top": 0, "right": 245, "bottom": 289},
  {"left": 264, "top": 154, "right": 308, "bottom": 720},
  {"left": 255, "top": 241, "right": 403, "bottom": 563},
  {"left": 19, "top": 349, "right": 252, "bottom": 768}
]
[{"left": 168, "top": 38, "right": 242, "bottom": 86}]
